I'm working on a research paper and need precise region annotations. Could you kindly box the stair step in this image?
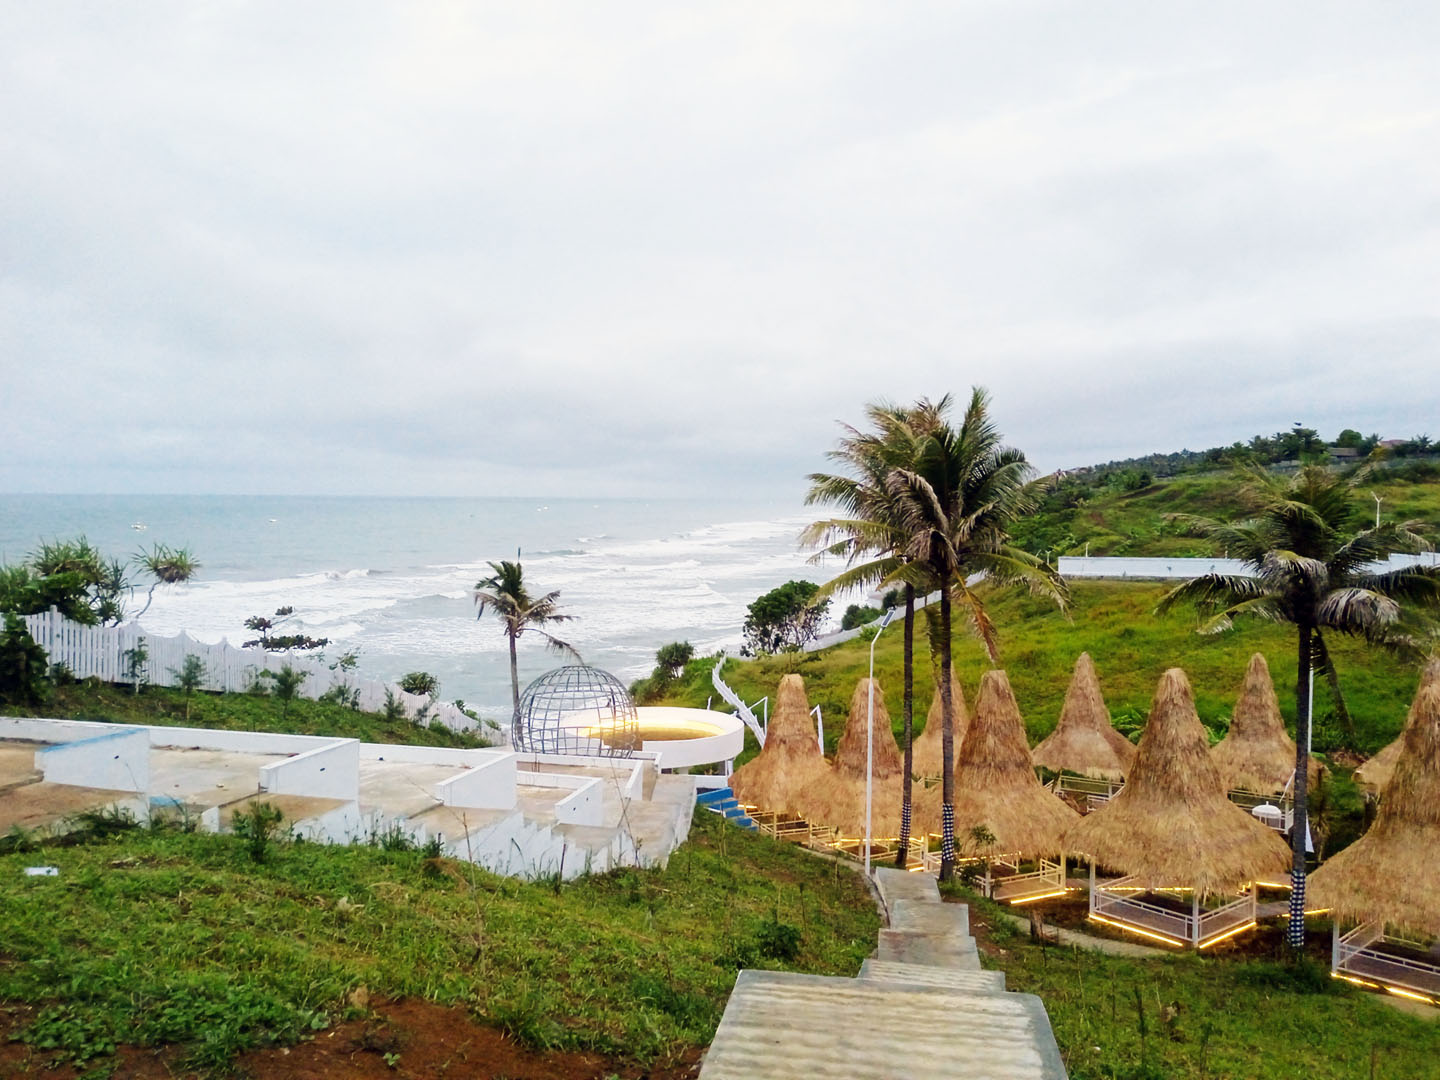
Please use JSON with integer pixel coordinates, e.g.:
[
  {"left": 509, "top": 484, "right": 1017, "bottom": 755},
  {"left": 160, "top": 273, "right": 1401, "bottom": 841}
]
[
  {"left": 698, "top": 970, "right": 1066, "bottom": 1079},
  {"left": 876, "top": 929, "right": 982, "bottom": 970},
  {"left": 890, "top": 899, "right": 969, "bottom": 937},
  {"left": 873, "top": 866, "right": 941, "bottom": 911},
  {"left": 696, "top": 787, "right": 734, "bottom": 806},
  {"left": 859, "top": 959, "right": 1004, "bottom": 993}
]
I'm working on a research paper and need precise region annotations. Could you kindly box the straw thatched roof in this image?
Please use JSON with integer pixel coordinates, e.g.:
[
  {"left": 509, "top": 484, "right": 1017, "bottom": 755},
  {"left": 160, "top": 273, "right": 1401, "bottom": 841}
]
[
  {"left": 1064, "top": 668, "right": 1290, "bottom": 896},
  {"left": 1354, "top": 661, "right": 1440, "bottom": 795},
  {"left": 922, "top": 669, "right": 1080, "bottom": 859},
  {"left": 1209, "top": 653, "right": 1298, "bottom": 795},
  {"left": 1310, "top": 664, "right": 1440, "bottom": 936},
  {"left": 1354, "top": 738, "right": 1402, "bottom": 794},
  {"left": 1031, "top": 653, "right": 1135, "bottom": 781},
  {"left": 834, "top": 678, "right": 905, "bottom": 781},
  {"left": 808, "top": 678, "right": 909, "bottom": 836},
  {"left": 911, "top": 669, "right": 969, "bottom": 779},
  {"left": 729, "top": 674, "right": 832, "bottom": 817}
]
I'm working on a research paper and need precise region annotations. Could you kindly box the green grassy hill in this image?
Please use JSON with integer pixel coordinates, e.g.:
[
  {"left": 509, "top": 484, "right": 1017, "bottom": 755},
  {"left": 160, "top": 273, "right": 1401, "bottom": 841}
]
[
  {"left": 1012, "top": 464, "right": 1440, "bottom": 557},
  {"left": 666, "top": 579, "right": 1425, "bottom": 759}
]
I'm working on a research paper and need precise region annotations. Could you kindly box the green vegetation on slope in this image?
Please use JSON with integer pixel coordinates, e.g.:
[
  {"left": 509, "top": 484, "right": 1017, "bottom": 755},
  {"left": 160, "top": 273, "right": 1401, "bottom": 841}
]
[
  {"left": 0, "top": 682, "right": 490, "bottom": 749},
  {"left": 665, "top": 580, "right": 1425, "bottom": 758},
  {"left": 1013, "top": 467, "right": 1440, "bottom": 557},
  {"left": 0, "top": 811, "right": 878, "bottom": 1074},
  {"left": 951, "top": 890, "right": 1440, "bottom": 1080}
]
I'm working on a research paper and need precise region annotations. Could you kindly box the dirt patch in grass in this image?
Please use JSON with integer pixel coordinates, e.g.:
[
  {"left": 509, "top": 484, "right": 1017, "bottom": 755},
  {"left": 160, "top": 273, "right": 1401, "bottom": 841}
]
[{"left": 0, "top": 999, "right": 705, "bottom": 1079}]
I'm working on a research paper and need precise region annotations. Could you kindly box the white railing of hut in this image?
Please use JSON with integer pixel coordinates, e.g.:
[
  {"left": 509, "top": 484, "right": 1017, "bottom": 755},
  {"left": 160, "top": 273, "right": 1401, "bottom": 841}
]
[
  {"left": 1227, "top": 788, "right": 1295, "bottom": 831},
  {"left": 1090, "top": 871, "right": 1256, "bottom": 946},
  {"left": 1049, "top": 774, "right": 1124, "bottom": 812},
  {"left": 810, "top": 705, "right": 824, "bottom": 751},
  {"left": 991, "top": 858, "right": 1068, "bottom": 904},
  {"left": 711, "top": 658, "right": 766, "bottom": 748},
  {"left": 1333, "top": 922, "right": 1440, "bottom": 999},
  {"left": 20, "top": 607, "right": 487, "bottom": 736}
]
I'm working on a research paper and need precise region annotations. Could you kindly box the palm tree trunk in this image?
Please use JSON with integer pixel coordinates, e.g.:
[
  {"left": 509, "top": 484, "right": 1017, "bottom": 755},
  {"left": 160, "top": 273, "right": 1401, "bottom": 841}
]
[
  {"left": 508, "top": 630, "right": 521, "bottom": 729},
  {"left": 1288, "top": 622, "right": 1313, "bottom": 951},
  {"left": 895, "top": 584, "right": 916, "bottom": 869},
  {"left": 938, "top": 587, "right": 956, "bottom": 883},
  {"left": 1311, "top": 630, "right": 1356, "bottom": 742}
]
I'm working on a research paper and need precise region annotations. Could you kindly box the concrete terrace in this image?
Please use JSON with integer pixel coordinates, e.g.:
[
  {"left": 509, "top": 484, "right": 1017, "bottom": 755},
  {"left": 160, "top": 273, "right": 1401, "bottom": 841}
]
[{"left": 0, "top": 718, "right": 697, "bottom": 879}]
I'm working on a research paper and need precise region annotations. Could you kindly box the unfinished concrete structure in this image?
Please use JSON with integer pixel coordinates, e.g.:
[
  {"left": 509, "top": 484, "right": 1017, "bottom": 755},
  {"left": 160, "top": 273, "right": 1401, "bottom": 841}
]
[{"left": 0, "top": 716, "right": 698, "bottom": 880}]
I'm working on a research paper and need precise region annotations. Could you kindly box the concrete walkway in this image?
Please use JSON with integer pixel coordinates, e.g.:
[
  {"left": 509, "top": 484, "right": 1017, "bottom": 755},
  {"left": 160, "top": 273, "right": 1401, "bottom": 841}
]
[
  {"left": 699, "top": 867, "right": 1069, "bottom": 1078},
  {"left": 987, "top": 909, "right": 1167, "bottom": 959}
]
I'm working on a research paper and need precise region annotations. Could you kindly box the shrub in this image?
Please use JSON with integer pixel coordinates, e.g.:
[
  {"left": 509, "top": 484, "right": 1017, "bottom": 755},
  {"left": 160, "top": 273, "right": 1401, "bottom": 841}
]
[
  {"left": 231, "top": 802, "right": 286, "bottom": 863},
  {"left": 841, "top": 604, "right": 881, "bottom": 631},
  {"left": 0, "top": 614, "right": 51, "bottom": 705},
  {"left": 398, "top": 671, "right": 439, "bottom": 697}
]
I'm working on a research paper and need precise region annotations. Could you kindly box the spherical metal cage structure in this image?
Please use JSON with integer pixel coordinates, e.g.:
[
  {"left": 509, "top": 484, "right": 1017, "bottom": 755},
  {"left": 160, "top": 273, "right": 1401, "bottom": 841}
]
[{"left": 512, "top": 665, "right": 640, "bottom": 758}]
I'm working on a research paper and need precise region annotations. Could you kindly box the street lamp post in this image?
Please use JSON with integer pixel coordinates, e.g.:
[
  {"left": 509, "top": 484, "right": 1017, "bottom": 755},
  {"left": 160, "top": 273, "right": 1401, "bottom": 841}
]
[
  {"left": 1372, "top": 492, "right": 1383, "bottom": 529},
  {"left": 865, "top": 608, "right": 897, "bottom": 876}
]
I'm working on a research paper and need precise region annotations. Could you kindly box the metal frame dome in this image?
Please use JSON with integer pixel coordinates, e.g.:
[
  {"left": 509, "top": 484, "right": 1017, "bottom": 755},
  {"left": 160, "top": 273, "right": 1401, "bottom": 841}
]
[{"left": 513, "top": 665, "right": 640, "bottom": 757}]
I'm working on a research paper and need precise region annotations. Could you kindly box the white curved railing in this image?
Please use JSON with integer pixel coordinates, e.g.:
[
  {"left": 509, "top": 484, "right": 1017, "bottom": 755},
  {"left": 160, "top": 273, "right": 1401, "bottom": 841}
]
[{"left": 711, "top": 658, "right": 766, "bottom": 748}]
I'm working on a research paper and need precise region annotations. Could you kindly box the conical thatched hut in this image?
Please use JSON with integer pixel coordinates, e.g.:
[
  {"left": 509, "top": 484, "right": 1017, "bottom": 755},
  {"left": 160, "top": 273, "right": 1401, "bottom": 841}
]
[
  {"left": 1065, "top": 669, "right": 1289, "bottom": 946},
  {"left": 1354, "top": 662, "right": 1440, "bottom": 795},
  {"left": 729, "top": 674, "right": 831, "bottom": 818},
  {"left": 1311, "top": 667, "right": 1440, "bottom": 938},
  {"left": 1210, "top": 653, "right": 1301, "bottom": 795},
  {"left": 911, "top": 670, "right": 969, "bottom": 779},
  {"left": 947, "top": 670, "right": 1080, "bottom": 864},
  {"left": 1031, "top": 653, "right": 1135, "bottom": 781},
  {"left": 806, "top": 678, "right": 908, "bottom": 836}
]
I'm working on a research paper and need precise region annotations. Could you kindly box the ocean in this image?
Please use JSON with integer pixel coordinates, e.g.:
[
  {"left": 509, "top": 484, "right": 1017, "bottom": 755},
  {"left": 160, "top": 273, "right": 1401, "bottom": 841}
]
[{"left": 0, "top": 494, "right": 828, "bottom": 722}]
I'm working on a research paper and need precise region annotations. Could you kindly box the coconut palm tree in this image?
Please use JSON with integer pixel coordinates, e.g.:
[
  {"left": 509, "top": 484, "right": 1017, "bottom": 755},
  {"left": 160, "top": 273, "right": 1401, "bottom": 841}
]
[
  {"left": 802, "top": 399, "right": 943, "bottom": 868},
  {"left": 888, "top": 388, "right": 1066, "bottom": 881},
  {"left": 474, "top": 560, "right": 580, "bottom": 720},
  {"left": 1156, "top": 464, "right": 1440, "bottom": 948}
]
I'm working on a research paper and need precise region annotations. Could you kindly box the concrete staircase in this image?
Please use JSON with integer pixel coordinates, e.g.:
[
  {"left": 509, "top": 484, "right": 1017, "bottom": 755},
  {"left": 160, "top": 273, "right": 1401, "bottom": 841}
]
[{"left": 699, "top": 867, "right": 1068, "bottom": 1079}]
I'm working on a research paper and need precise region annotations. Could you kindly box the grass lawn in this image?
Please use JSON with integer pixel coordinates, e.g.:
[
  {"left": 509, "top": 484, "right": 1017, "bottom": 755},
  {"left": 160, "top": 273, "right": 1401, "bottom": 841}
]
[
  {"left": 951, "top": 889, "right": 1440, "bottom": 1080},
  {"left": 664, "top": 579, "right": 1425, "bottom": 760},
  {"left": 0, "top": 809, "right": 878, "bottom": 1076},
  {"left": 0, "top": 680, "right": 493, "bottom": 748}
]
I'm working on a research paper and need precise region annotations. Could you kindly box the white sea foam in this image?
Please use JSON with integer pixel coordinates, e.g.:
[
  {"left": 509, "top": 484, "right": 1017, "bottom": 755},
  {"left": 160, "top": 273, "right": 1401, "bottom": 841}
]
[{"left": 133, "top": 504, "right": 836, "bottom": 711}]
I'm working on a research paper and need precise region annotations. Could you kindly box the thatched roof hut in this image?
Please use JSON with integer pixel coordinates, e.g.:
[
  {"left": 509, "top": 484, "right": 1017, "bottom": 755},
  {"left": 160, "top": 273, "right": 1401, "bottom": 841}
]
[
  {"left": 1210, "top": 653, "right": 1300, "bottom": 795},
  {"left": 729, "top": 674, "right": 832, "bottom": 817},
  {"left": 911, "top": 669, "right": 969, "bottom": 779},
  {"left": 1031, "top": 653, "right": 1135, "bottom": 781},
  {"left": 1310, "top": 666, "right": 1440, "bottom": 936},
  {"left": 1313, "top": 665, "right": 1440, "bottom": 933},
  {"left": 933, "top": 670, "right": 1080, "bottom": 859},
  {"left": 834, "top": 678, "right": 905, "bottom": 781},
  {"left": 1064, "top": 668, "right": 1289, "bottom": 896},
  {"left": 806, "top": 678, "right": 908, "bottom": 835},
  {"left": 1354, "top": 663, "right": 1439, "bottom": 793}
]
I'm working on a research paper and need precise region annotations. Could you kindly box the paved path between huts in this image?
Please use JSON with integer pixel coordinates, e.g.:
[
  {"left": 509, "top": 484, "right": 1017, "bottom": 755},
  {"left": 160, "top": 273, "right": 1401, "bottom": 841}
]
[{"left": 698, "top": 867, "right": 1071, "bottom": 1079}]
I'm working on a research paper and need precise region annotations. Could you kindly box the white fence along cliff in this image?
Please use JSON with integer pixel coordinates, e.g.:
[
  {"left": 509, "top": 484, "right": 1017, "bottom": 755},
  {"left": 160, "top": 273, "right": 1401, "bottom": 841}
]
[{"left": 20, "top": 607, "right": 490, "bottom": 737}]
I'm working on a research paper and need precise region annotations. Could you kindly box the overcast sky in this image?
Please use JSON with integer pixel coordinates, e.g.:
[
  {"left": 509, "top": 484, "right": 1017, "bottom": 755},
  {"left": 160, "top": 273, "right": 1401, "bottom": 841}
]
[{"left": 3, "top": 2, "right": 1437, "bottom": 500}]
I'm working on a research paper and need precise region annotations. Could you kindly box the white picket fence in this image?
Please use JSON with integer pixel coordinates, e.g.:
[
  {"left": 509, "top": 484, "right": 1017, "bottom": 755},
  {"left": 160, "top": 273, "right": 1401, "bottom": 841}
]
[{"left": 20, "top": 607, "right": 494, "bottom": 738}]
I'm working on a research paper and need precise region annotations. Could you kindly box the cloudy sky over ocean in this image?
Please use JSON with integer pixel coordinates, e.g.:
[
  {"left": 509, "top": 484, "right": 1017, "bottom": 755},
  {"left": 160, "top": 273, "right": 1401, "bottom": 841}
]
[{"left": 4, "top": 2, "right": 1438, "bottom": 499}]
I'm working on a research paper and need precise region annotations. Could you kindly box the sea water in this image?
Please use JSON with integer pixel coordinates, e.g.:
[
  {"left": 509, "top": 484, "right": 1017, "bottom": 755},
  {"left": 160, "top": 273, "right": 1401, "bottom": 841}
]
[{"left": 0, "top": 494, "right": 828, "bottom": 722}]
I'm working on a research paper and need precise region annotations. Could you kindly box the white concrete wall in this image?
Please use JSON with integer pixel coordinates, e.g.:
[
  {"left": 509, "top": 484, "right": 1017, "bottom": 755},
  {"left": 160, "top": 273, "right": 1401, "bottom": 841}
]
[
  {"left": 358, "top": 744, "right": 513, "bottom": 768},
  {"left": 147, "top": 727, "right": 345, "bottom": 754},
  {"left": 259, "top": 739, "right": 359, "bottom": 800},
  {"left": 0, "top": 717, "right": 137, "bottom": 744},
  {"left": 35, "top": 728, "right": 151, "bottom": 792},
  {"left": 436, "top": 754, "right": 516, "bottom": 810},
  {"left": 554, "top": 778, "right": 605, "bottom": 826}
]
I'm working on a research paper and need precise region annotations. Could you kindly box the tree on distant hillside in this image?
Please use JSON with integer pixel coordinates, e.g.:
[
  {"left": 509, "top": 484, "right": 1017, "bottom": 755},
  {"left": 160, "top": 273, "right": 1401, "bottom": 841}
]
[
  {"left": 740, "top": 580, "right": 830, "bottom": 657},
  {"left": 474, "top": 560, "right": 579, "bottom": 720},
  {"left": 1157, "top": 464, "right": 1440, "bottom": 951}
]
